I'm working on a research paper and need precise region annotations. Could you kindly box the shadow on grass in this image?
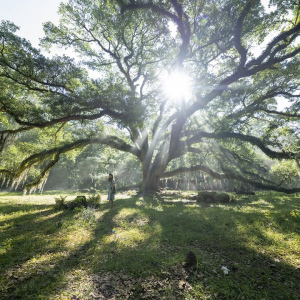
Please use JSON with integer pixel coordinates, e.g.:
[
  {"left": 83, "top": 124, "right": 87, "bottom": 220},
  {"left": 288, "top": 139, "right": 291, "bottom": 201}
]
[
  {"left": 0, "top": 203, "right": 50, "bottom": 216},
  {"left": 0, "top": 193, "right": 299, "bottom": 299}
]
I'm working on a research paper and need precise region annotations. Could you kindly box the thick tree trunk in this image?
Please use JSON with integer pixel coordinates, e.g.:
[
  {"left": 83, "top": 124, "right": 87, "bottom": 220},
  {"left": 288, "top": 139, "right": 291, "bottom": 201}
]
[
  {"left": 142, "top": 172, "right": 160, "bottom": 192},
  {"left": 142, "top": 164, "right": 161, "bottom": 192},
  {"left": 140, "top": 116, "right": 185, "bottom": 192}
]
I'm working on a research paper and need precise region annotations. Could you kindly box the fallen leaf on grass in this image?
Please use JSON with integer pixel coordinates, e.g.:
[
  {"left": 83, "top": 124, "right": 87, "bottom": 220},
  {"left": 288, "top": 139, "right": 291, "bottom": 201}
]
[{"left": 178, "top": 280, "right": 186, "bottom": 289}]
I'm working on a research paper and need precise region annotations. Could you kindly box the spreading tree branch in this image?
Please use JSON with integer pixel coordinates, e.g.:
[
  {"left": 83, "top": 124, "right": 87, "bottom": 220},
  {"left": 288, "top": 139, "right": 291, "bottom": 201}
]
[
  {"left": 183, "top": 131, "right": 296, "bottom": 160},
  {"left": 234, "top": 0, "right": 256, "bottom": 71},
  {"left": 1, "top": 135, "right": 141, "bottom": 190},
  {"left": 161, "top": 163, "right": 300, "bottom": 194}
]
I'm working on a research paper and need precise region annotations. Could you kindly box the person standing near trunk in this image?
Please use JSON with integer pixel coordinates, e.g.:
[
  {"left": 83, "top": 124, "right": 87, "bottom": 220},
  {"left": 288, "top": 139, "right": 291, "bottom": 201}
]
[{"left": 107, "top": 173, "right": 115, "bottom": 208}]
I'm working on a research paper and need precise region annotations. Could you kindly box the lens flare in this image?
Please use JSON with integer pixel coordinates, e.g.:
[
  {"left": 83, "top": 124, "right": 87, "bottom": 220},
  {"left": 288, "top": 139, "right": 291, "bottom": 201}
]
[{"left": 162, "top": 70, "right": 193, "bottom": 101}]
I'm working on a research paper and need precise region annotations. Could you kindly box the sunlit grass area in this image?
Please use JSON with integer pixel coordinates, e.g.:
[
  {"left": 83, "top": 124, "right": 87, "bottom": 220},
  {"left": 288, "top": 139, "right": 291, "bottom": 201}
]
[{"left": 0, "top": 191, "right": 299, "bottom": 299}]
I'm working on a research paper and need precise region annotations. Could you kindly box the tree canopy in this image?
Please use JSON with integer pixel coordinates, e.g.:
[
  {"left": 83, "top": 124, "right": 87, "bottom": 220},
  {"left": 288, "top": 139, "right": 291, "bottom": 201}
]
[{"left": 1, "top": 0, "right": 300, "bottom": 193}]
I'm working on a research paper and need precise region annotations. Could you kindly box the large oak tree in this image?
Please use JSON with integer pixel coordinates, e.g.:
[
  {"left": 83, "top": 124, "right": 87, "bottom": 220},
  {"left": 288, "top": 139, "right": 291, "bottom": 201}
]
[{"left": 1, "top": 0, "right": 300, "bottom": 193}]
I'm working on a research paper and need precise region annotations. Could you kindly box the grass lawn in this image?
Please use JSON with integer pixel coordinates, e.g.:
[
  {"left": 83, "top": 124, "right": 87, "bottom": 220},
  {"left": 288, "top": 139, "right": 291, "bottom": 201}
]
[{"left": 0, "top": 190, "right": 299, "bottom": 299}]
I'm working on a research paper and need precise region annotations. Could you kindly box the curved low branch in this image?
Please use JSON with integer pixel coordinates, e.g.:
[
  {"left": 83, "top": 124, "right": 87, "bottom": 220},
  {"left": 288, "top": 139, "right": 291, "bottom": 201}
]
[
  {"left": 0, "top": 169, "right": 14, "bottom": 178},
  {"left": 24, "top": 153, "right": 61, "bottom": 192},
  {"left": 2, "top": 108, "right": 124, "bottom": 129},
  {"left": 11, "top": 135, "right": 140, "bottom": 180},
  {"left": 217, "top": 145, "right": 268, "bottom": 176},
  {"left": 161, "top": 164, "right": 300, "bottom": 194},
  {"left": 161, "top": 164, "right": 217, "bottom": 179},
  {"left": 0, "top": 108, "right": 130, "bottom": 153}
]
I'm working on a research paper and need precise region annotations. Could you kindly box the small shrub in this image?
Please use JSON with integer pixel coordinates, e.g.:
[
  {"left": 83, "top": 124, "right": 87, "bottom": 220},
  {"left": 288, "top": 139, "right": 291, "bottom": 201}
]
[
  {"left": 67, "top": 196, "right": 88, "bottom": 210},
  {"left": 87, "top": 193, "right": 101, "bottom": 207},
  {"left": 215, "top": 192, "right": 230, "bottom": 203},
  {"left": 197, "top": 191, "right": 231, "bottom": 204},
  {"left": 197, "top": 191, "right": 218, "bottom": 203},
  {"left": 54, "top": 196, "right": 67, "bottom": 210}
]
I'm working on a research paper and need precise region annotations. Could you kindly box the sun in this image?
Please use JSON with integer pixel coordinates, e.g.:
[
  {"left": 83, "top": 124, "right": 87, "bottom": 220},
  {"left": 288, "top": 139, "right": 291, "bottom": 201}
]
[{"left": 161, "top": 70, "right": 193, "bottom": 101}]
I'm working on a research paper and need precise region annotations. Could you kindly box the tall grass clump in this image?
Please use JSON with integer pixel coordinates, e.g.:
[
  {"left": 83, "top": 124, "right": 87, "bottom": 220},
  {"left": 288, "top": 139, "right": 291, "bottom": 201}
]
[{"left": 77, "top": 207, "right": 97, "bottom": 226}]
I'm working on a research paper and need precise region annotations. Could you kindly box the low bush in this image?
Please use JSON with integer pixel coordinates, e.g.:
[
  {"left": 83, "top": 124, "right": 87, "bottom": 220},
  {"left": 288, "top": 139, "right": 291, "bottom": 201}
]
[
  {"left": 197, "top": 191, "right": 231, "bottom": 203},
  {"left": 197, "top": 191, "right": 218, "bottom": 203},
  {"left": 215, "top": 192, "right": 230, "bottom": 203},
  {"left": 87, "top": 193, "right": 101, "bottom": 207},
  {"left": 54, "top": 195, "right": 67, "bottom": 210},
  {"left": 54, "top": 194, "right": 101, "bottom": 210},
  {"left": 67, "top": 195, "right": 88, "bottom": 210}
]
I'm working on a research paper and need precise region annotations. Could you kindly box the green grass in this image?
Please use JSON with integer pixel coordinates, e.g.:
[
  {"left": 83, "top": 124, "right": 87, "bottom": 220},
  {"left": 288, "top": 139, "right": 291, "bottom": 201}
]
[{"left": 0, "top": 191, "right": 299, "bottom": 299}]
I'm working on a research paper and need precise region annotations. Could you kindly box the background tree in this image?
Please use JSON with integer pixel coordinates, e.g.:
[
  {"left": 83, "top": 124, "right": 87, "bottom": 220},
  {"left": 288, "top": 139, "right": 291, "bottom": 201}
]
[
  {"left": 1, "top": 0, "right": 300, "bottom": 193},
  {"left": 44, "top": 144, "right": 142, "bottom": 191}
]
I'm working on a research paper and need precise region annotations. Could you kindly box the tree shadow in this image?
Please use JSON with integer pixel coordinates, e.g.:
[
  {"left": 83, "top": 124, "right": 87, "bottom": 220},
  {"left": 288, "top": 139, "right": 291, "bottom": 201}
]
[
  {"left": 0, "top": 198, "right": 136, "bottom": 299},
  {"left": 0, "top": 203, "right": 50, "bottom": 216}
]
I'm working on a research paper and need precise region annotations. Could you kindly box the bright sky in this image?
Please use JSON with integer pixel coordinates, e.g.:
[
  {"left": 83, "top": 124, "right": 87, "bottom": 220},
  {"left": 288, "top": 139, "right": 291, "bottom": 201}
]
[{"left": 0, "top": 0, "right": 65, "bottom": 48}]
